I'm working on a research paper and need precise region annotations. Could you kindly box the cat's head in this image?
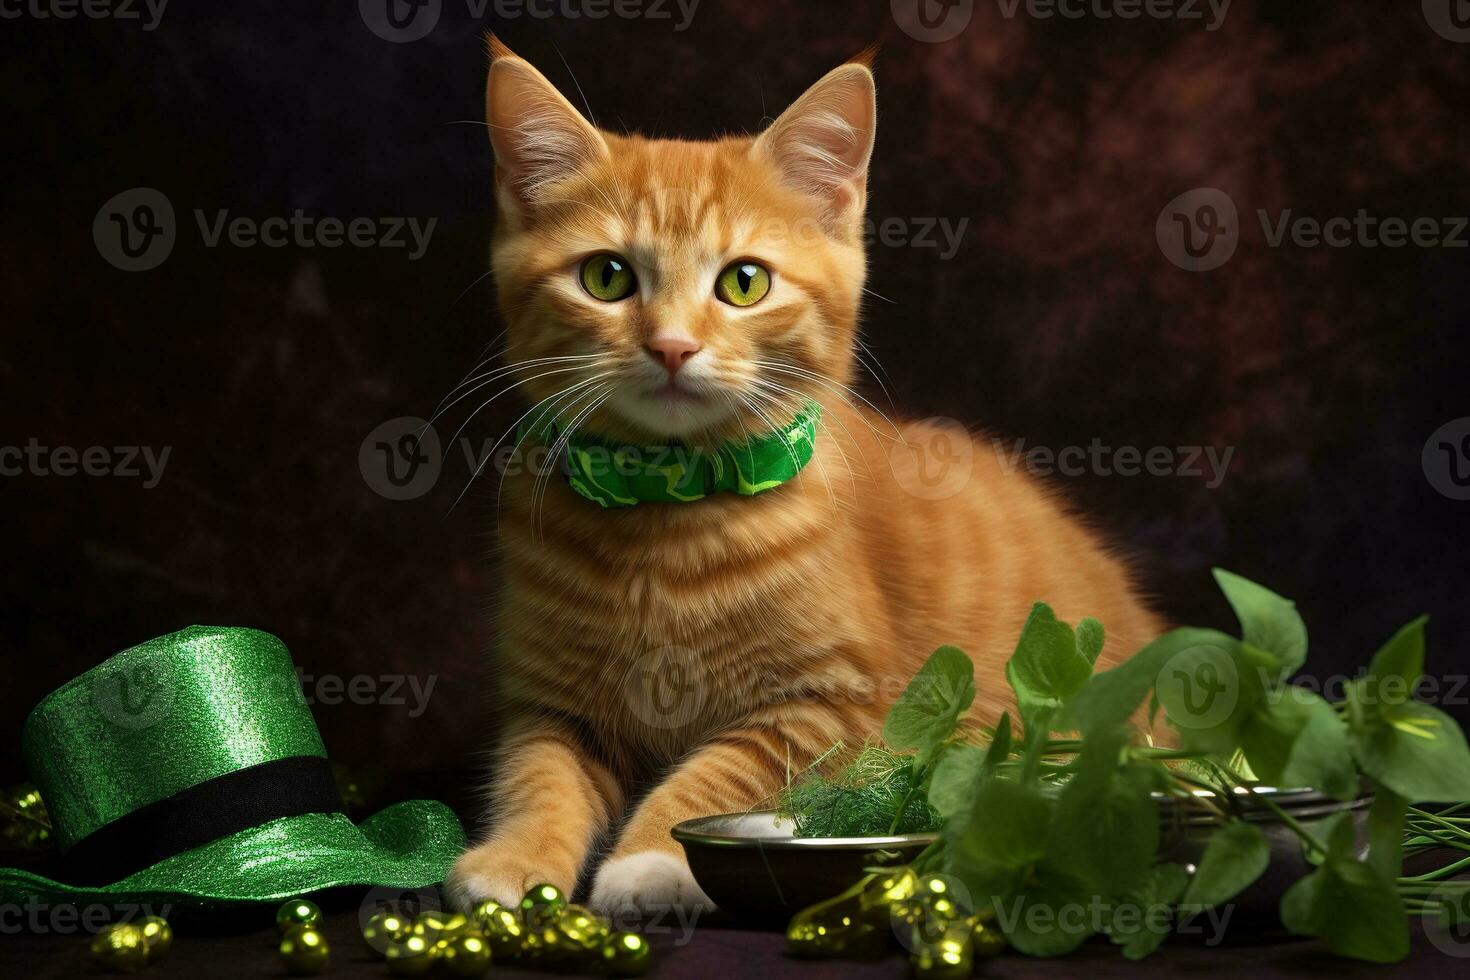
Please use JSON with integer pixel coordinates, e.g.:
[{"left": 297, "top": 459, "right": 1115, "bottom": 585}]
[{"left": 484, "top": 36, "right": 875, "bottom": 445}]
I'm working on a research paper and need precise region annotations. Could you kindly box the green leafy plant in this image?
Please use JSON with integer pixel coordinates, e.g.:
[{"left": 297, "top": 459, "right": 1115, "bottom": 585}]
[{"left": 780, "top": 570, "right": 1470, "bottom": 963}]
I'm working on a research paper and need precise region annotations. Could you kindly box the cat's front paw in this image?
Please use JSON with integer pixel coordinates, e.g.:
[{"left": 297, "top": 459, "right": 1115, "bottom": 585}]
[
  {"left": 588, "top": 851, "right": 715, "bottom": 918},
  {"left": 445, "top": 843, "right": 567, "bottom": 912}
]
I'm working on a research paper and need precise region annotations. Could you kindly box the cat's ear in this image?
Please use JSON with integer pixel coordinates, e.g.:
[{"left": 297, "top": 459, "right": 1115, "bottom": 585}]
[
  {"left": 484, "top": 34, "right": 607, "bottom": 210},
  {"left": 754, "top": 54, "right": 877, "bottom": 221}
]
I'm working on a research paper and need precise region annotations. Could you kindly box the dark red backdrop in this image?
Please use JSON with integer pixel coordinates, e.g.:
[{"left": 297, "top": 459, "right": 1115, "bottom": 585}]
[{"left": 3, "top": 1, "right": 1468, "bottom": 785}]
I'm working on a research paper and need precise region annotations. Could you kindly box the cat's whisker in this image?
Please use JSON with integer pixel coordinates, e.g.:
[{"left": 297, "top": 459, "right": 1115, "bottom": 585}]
[
  {"left": 752, "top": 361, "right": 905, "bottom": 446},
  {"left": 489, "top": 376, "right": 617, "bottom": 522},
  {"left": 745, "top": 382, "right": 861, "bottom": 496},
  {"left": 445, "top": 363, "right": 615, "bottom": 462},
  {"left": 451, "top": 373, "right": 615, "bottom": 515},
  {"left": 431, "top": 355, "right": 604, "bottom": 430},
  {"left": 532, "top": 385, "right": 617, "bottom": 539},
  {"left": 740, "top": 388, "right": 843, "bottom": 511},
  {"left": 748, "top": 379, "right": 868, "bottom": 490},
  {"left": 525, "top": 380, "right": 611, "bottom": 534}
]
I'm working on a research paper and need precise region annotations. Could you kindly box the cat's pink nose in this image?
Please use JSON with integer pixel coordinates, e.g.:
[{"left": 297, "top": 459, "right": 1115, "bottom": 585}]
[{"left": 644, "top": 337, "right": 702, "bottom": 376}]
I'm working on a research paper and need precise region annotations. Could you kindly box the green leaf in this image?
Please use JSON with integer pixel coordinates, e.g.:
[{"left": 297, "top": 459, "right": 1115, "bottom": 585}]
[
  {"left": 1007, "top": 604, "right": 1092, "bottom": 721},
  {"left": 883, "top": 645, "right": 975, "bottom": 771},
  {"left": 927, "top": 744, "right": 985, "bottom": 819},
  {"left": 1076, "top": 617, "right": 1105, "bottom": 665},
  {"left": 1166, "top": 640, "right": 1274, "bottom": 754},
  {"left": 945, "top": 777, "right": 1055, "bottom": 910},
  {"left": 1180, "top": 820, "right": 1269, "bottom": 909},
  {"left": 1361, "top": 616, "right": 1427, "bottom": 708},
  {"left": 995, "top": 864, "right": 1097, "bottom": 957},
  {"left": 1239, "top": 688, "right": 1357, "bottom": 800},
  {"left": 1351, "top": 700, "right": 1470, "bottom": 802},
  {"left": 1063, "top": 627, "right": 1239, "bottom": 734},
  {"left": 1366, "top": 787, "right": 1407, "bottom": 882},
  {"left": 1048, "top": 729, "right": 1158, "bottom": 894},
  {"left": 1212, "top": 568, "right": 1307, "bottom": 680},
  {"left": 982, "top": 712, "right": 1012, "bottom": 775},
  {"left": 1108, "top": 863, "right": 1189, "bottom": 960},
  {"left": 1279, "top": 856, "right": 1409, "bottom": 963}
]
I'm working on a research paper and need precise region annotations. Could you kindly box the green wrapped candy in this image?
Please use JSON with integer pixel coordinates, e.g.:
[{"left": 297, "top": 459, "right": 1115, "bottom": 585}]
[
  {"left": 385, "top": 933, "right": 436, "bottom": 977},
  {"left": 90, "top": 923, "right": 149, "bottom": 973},
  {"left": 137, "top": 915, "right": 172, "bottom": 958},
  {"left": 557, "top": 904, "right": 610, "bottom": 951},
  {"left": 910, "top": 923, "right": 974, "bottom": 980},
  {"left": 966, "top": 913, "right": 1007, "bottom": 959},
  {"left": 439, "top": 932, "right": 493, "bottom": 977},
  {"left": 600, "top": 931, "right": 652, "bottom": 977},
  {"left": 786, "top": 884, "right": 888, "bottom": 959},
  {"left": 519, "top": 882, "right": 568, "bottom": 928},
  {"left": 477, "top": 902, "right": 527, "bottom": 958},
  {"left": 362, "top": 909, "right": 412, "bottom": 956},
  {"left": 278, "top": 925, "right": 330, "bottom": 976},
  {"left": 275, "top": 898, "right": 321, "bottom": 933}
]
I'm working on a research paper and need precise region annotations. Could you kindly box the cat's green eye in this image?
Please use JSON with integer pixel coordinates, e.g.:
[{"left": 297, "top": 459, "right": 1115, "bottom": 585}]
[
  {"left": 715, "top": 261, "right": 771, "bottom": 307},
  {"left": 580, "top": 254, "right": 637, "bottom": 302}
]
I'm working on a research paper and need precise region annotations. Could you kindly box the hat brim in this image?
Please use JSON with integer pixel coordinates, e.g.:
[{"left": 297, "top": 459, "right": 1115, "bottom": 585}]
[{"left": 0, "top": 800, "right": 465, "bottom": 909}]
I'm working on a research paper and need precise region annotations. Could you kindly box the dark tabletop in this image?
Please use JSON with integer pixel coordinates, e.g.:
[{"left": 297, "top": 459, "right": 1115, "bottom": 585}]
[{"left": 3, "top": 910, "right": 1464, "bottom": 979}]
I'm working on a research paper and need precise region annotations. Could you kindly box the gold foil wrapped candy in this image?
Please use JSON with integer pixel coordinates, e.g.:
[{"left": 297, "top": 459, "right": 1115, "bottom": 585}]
[
  {"left": 363, "top": 909, "right": 412, "bottom": 955},
  {"left": 439, "top": 932, "right": 493, "bottom": 977},
  {"left": 909, "top": 922, "right": 974, "bottom": 980},
  {"left": 278, "top": 925, "right": 330, "bottom": 976},
  {"left": 600, "top": 930, "right": 652, "bottom": 977},
  {"left": 519, "top": 882, "right": 568, "bottom": 928},
  {"left": 137, "top": 915, "right": 173, "bottom": 958},
  {"left": 276, "top": 898, "right": 322, "bottom": 933},
  {"left": 385, "top": 933, "right": 437, "bottom": 977},
  {"left": 89, "top": 923, "right": 149, "bottom": 973}
]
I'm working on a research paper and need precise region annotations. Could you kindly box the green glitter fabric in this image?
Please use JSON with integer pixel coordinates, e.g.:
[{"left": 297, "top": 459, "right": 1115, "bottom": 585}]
[
  {"left": 518, "top": 399, "right": 822, "bottom": 508},
  {"left": 0, "top": 626, "right": 466, "bottom": 906}
]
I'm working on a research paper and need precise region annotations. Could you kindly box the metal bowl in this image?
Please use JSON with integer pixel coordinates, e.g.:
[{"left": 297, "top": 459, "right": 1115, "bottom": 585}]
[
  {"left": 675, "top": 787, "right": 1373, "bottom": 931},
  {"left": 671, "top": 811, "right": 936, "bottom": 927}
]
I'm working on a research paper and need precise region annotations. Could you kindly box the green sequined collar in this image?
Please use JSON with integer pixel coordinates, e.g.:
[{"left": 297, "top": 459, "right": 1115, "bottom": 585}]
[{"left": 517, "top": 400, "right": 821, "bottom": 508}]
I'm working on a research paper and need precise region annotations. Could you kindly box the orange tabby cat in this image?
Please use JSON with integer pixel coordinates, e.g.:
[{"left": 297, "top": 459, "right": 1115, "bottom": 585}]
[{"left": 447, "top": 37, "right": 1163, "bottom": 915}]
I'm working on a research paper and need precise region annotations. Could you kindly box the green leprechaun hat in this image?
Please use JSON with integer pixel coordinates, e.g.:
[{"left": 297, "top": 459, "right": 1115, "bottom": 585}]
[{"left": 0, "top": 626, "right": 465, "bottom": 907}]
